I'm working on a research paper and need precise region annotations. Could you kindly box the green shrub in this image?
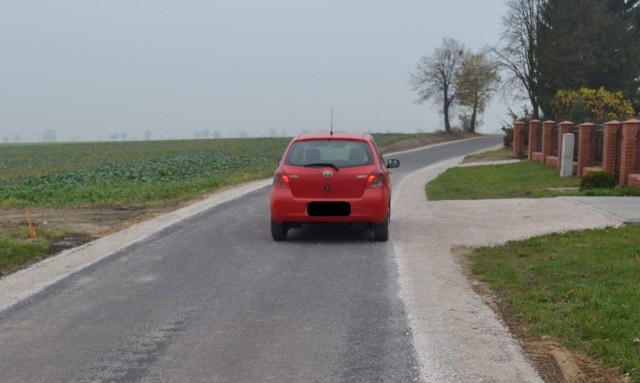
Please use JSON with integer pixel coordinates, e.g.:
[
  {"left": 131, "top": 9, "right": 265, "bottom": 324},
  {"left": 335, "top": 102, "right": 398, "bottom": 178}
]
[
  {"left": 579, "top": 171, "right": 616, "bottom": 190},
  {"left": 501, "top": 126, "right": 513, "bottom": 148}
]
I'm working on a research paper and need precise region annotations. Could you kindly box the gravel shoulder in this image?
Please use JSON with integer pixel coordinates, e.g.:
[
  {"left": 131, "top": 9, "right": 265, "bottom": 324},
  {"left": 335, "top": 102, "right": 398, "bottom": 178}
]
[{"left": 391, "top": 157, "right": 624, "bottom": 383}]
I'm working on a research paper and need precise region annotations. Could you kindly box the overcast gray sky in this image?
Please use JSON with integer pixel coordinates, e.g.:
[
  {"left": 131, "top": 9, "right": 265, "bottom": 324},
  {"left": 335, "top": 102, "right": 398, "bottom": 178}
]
[{"left": 1, "top": 1, "right": 509, "bottom": 142}]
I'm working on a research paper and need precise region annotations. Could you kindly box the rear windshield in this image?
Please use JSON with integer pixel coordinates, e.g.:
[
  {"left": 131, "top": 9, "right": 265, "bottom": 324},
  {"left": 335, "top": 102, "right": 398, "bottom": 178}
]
[{"left": 285, "top": 140, "right": 374, "bottom": 168}]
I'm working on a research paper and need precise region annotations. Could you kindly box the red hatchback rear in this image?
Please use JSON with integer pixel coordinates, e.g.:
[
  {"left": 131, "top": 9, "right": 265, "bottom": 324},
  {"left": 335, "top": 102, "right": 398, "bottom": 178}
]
[{"left": 269, "top": 132, "right": 399, "bottom": 241}]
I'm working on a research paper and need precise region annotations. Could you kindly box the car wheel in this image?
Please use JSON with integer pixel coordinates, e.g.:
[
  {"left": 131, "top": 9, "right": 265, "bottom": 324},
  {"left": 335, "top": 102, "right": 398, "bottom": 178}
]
[
  {"left": 271, "top": 220, "right": 288, "bottom": 241},
  {"left": 373, "top": 213, "right": 389, "bottom": 242}
]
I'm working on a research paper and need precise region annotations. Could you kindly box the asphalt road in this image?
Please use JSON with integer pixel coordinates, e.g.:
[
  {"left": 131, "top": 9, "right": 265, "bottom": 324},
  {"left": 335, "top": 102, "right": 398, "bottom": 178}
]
[{"left": 0, "top": 136, "right": 502, "bottom": 383}]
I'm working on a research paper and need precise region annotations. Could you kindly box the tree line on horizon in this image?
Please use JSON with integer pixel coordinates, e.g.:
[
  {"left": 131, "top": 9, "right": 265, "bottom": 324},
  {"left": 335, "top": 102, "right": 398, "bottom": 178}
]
[{"left": 411, "top": 0, "right": 640, "bottom": 132}]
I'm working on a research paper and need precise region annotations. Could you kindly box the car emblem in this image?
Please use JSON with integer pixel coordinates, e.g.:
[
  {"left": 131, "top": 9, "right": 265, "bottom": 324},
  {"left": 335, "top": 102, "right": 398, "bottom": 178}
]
[{"left": 322, "top": 170, "right": 333, "bottom": 178}]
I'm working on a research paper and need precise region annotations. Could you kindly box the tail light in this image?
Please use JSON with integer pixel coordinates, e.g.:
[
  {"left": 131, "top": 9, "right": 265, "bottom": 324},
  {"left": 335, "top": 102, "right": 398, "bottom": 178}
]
[
  {"left": 366, "top": 169, "right": 385, "bottom": 188},
  {"left": 273, "top": 170, "right": 291, "bottom": 188}
]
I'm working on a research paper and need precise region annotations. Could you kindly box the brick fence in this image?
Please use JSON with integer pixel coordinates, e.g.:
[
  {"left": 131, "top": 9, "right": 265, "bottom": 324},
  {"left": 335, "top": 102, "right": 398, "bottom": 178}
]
[{"left": 512, "top": 119, "right": 640, "bottom": 189}]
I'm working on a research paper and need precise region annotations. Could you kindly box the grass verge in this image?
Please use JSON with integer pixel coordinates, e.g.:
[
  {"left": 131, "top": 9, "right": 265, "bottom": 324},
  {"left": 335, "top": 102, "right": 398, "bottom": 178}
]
[
  {"left": 427, "top": 161, "right": 639, "bottom": 200},
  {"left": 0, "top": 227, "right": 92, "bottom": 276},
  {"left": 470, "top": 227, "right": 640, "bottom": 382}
]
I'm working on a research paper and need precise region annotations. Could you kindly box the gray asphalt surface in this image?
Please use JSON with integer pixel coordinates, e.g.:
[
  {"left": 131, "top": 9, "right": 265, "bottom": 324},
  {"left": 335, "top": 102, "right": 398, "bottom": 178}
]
[{"left": 2, "top": 135, "right": 633, "bottom": 382}]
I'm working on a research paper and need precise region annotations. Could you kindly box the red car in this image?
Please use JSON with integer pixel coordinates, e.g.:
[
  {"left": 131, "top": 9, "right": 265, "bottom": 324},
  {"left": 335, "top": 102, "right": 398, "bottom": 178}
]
[{"left": 269, "top": 132, "right": 400, "bottom": 241}]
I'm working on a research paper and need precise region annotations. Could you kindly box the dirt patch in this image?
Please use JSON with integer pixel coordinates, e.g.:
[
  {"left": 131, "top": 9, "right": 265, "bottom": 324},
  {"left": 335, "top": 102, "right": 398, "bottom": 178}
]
[
  {"left": 1, "top": 205, "right": 171, "bottom": 238},
  {"left": 0, "top": 205, "right": 179, "bottom": 276},
  {"left": 48, "top": 232, "right": 98, "bottom": 254},
  {"left": 452, "top": 245, "right": 629, "bottom": 383}
]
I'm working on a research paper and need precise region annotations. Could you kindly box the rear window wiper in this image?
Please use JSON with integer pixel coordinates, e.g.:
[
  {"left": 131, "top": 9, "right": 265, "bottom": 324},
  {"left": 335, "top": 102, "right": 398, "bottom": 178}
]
[{"left": 304, "top": 163, "right": 340, "bottom": 171}]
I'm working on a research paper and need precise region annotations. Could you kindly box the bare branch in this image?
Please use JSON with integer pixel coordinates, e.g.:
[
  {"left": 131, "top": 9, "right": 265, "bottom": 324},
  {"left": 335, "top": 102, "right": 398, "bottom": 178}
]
[{"left": 409, "top": 37, "right": 467, "bottom": 132}]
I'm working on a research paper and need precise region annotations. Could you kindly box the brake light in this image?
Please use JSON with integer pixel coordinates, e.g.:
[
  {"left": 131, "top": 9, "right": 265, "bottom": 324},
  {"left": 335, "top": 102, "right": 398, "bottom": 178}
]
[
  {"left": 273, "top": 171, "right": 291, "bottom": 188},
  {"left": 366, "top": 170, "right": 385, "bottom": 188}
]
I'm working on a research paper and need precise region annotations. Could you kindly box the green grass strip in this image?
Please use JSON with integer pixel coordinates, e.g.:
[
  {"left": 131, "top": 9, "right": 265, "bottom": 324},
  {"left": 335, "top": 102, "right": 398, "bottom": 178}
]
[
  {"left": 0, "top": 234, "right": 49, "bottom": 275},
  {"left": 427, "top": 161, "right": 638, "bottom": 200},
  {"left": 470, "top": 226, "right": 640, "bottom": 381}
]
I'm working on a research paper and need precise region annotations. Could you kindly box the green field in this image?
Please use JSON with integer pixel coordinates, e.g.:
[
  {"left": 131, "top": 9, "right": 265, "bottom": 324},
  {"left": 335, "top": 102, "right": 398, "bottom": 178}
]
[
  {"left": 0, "top": 138, "right": 290, "bottom": 208},
  {"left": 472, "top": 227, "right": 640, "bottom": 382}
]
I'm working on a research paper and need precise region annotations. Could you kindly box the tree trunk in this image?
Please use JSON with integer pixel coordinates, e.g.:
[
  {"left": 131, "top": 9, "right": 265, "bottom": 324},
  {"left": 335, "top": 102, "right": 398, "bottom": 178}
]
[
  {"left": 470, "top": 103, "right": 477, "bottom": 134},
  {"left": 443, "top": 98, "right": 451, "bottom": 132},
  {"left": 531, "top": 97, "right": 540, "bottom": 120}
]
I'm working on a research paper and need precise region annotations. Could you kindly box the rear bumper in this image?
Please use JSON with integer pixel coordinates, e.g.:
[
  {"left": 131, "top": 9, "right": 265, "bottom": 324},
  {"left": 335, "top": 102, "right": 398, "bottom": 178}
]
[{"left": 270, "top": 187, "right": 389, "bottom": 225}]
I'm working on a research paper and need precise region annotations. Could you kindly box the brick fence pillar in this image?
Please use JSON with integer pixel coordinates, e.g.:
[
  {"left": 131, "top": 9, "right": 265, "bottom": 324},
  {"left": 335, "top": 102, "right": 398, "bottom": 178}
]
[
  {"left": 602, "top": 120, "right": 621, "bottom": 178},
  {"left": 577, "top": 122, "right": 595, "bottom": 177},
  {"left": 557, "top": 121, "right": 574, "bottom": 170},
  {"left": 528, "top": 119, "right": 540, "bottom": 161},
  {"left": 619, "top": 119, "right": 640, "bottom": 186},
  {"left": 513, "top": 121, "right": 525, "bottom": 159},
  {"left": 541, "top": 120, "right": 555, "bottom": 165}
]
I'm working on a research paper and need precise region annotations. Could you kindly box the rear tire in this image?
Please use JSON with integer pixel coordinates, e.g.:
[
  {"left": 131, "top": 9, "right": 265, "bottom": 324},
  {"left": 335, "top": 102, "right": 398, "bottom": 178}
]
[
  {"left": 271, "top": 220, "right": 288, "bottom": 241},
  {"left": 373, "top": 214, "right": 389, "bottom": 242}
]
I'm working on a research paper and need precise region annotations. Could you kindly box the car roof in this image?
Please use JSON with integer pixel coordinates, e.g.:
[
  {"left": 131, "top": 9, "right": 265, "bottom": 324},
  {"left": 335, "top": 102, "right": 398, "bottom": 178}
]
[{"left": 292, "top": 132, "right": 373, "bottom": 142}]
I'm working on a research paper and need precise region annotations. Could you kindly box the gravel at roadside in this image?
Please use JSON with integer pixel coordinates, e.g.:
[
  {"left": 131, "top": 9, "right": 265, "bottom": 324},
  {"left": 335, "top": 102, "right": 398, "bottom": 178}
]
[{"left": 391, "top": 157, "right": 623, "bottom": 383}]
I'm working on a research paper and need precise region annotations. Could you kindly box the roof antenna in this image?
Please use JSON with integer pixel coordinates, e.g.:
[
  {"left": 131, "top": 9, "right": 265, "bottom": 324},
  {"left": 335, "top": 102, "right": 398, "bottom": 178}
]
[{"left": 330, "top": 106, "right": 334, "bottom": 136}]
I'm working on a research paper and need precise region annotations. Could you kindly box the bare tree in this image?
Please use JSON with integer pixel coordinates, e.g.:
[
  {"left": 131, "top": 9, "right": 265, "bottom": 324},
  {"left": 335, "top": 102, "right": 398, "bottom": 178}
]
[
  {"left": 409, "top": 37, "right": 466, "bottom": 132},
  {"left": 494, "top": 0, "right": 544, "bottom": 119},
  {"left": 456, "top": 51, "right": 500, "bottom": 133}
]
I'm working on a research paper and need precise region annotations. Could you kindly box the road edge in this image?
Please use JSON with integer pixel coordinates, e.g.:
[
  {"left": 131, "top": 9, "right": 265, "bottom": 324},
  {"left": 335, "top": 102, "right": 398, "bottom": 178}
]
[{"left": 0, "top": 179, "right": 272, "bottom": 314}]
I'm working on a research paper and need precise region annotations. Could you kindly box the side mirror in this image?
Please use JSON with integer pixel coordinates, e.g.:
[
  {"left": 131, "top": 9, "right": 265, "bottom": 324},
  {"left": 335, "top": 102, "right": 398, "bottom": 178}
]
[{"left": 386, "top": 159, "right": 400, "bottom": 169}]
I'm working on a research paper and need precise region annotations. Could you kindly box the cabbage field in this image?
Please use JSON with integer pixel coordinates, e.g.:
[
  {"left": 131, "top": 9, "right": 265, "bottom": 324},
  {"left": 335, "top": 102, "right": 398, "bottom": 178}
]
[{"left": 0, "top": 138, "right": 290, "bottom": 208}]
